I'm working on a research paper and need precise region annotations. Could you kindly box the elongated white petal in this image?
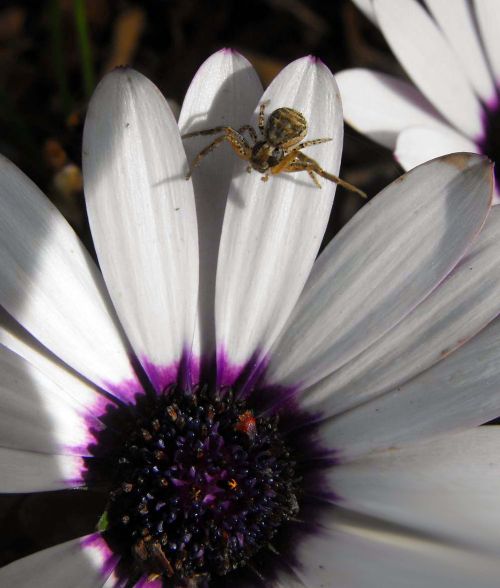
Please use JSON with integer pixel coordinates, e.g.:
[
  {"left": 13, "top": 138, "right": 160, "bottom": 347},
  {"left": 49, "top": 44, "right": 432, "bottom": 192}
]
[
  {"left": 0, "top": 534, "right": 118, "bottom": 588},
  {"left": 265, "top": 154, "right": 492, "bottom": 392},
  {"left": 331, "top": 428, "right": 500, "bottom": 555},
  {"left": 179, "top": 50, "right": 262, "bottom": 362},
  {"left": 101, "top": 572, "right": 126, "bottom": 588},
  {"left": 215, "top": 57, "right": 342, "bottom": 382},
  {"left": 0, "top": 447, "right": 84, "bottom": 492},
  {"left": 286, "top": 514, "right": 500, "bottom": 588},
  {"left": 475, "top": 0, "right": 500, "bottom": 84},
  {"left": 325, "top": 314, "right": 500, "bottom": 460},
  {"left": 0, "top": 155, "right": 141, "bottom": 401},
  {"left": 425, "top": 0, "right": 494, "bottom": 100},
  {"left": 83, "top": 68, "right": 199, "bottom": 391},
  {"left": 375, "top": 0, "right": 482, "bottom": 138},
  {"left": 300, "top": 205, "right": 500, "bottom": 417},
  {"left": 0, "top": 343, "right": 101, "bottom": 455},
  {"left": 397, "top": 130, "right": 500, "bottom": 204},
  {"left": 395, "top": 126, "right": 478, "bottom": 170},
  {"left": 0, "top": 309, "right": 115, "bottom": 416},
  {"left": 351, "top": 0, "right": 377, "bottom": 22},
  {"left": 337, "top": 69, "right": 447, "bottom": 149}
]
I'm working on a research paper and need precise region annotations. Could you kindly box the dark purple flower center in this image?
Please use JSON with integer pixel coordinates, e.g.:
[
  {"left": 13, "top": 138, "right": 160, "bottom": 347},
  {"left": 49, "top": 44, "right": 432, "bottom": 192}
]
[
  {"left": 87, "top": 384, "right": 310, "bottom": 586},
  {"left": 478, "top": 95, "right": 500, "bottom": 186}
]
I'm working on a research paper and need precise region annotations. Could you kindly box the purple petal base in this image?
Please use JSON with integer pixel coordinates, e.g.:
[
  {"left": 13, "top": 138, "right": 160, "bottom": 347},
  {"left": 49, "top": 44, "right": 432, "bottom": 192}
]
[
  {"left": 477, "top": 90, "right": 500, "bottom": 200},
  {"left": 79, "top": 533, "right": 119, "bottom": 580},
  {"left": 84, "top": 350, "right": 339, "bottom": 587},
  {"left": 101, "top": 375, "right": 144, "bottom": 405},
  {"left": 216, "top": 347, "right": 268, "bottom": 392},
  {"left": 212, "top": 351, "right": 340, "bottom": 586}
]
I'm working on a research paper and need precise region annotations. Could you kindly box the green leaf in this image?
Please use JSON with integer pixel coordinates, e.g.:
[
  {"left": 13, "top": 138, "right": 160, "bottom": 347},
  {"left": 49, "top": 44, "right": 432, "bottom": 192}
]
[{"left": 97, "top": 510, "right": 109, "bottom": 532}]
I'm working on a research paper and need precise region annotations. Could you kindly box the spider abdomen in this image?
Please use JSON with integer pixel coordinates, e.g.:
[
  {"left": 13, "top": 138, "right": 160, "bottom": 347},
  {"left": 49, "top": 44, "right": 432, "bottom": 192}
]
[{"left": 266, "top": 107, "right": 307, "bottom": 148}]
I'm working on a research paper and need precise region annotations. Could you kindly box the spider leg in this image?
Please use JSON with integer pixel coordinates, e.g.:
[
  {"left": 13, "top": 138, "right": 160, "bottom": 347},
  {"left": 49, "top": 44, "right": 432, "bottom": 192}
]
[
  {"left": 281, "top": 152, "right": 367, "bottom": 197},
  {"left": 182, "top": 126, "right": 228, "bottom": 139},
  {"left": 268, "top": 150, "right": 303, "bottom": 176},
  {"left": 307, "top": 170, "right": 322, "bottom": 188},
  {"left": 186, "top": 134, "right": 226, "bottom": 179},
  {"left": 237, "top": 125, "right": 258, "bottom": 143},
  {"left": 294, "top": 137, "right": 332, "bottom": 150},
  {"left": 185, "top": 128, "right": 252, "bottom": 179},
  {"left": 258, "top": 103, "right": 267, "bottom": 135}
]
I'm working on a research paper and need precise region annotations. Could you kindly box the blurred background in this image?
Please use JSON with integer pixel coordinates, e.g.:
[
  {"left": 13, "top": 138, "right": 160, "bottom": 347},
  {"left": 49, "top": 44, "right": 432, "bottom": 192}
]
[{"left": 0, "top": 0, "right": 402, "bottom": 567}]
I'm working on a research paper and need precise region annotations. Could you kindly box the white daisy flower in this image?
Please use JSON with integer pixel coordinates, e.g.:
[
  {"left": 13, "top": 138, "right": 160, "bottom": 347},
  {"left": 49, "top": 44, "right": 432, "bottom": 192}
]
[
  {"left": 1, "top": 49, "right": 500, "bottom": 588},
  {"left": 338, "top": 0, "right": 500, "bottom": 200}
]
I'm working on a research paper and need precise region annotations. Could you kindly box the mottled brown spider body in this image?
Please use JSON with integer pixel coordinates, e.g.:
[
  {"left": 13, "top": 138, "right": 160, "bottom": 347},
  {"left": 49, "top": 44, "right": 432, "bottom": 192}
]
[
  {"left": 182, "top": 104, "right": 366, "bottom": 197},
  {"left": 249, "top": 107, "right": 306, "bottom": 173},
  {"left": 266, "top": 107, "right": 307, "bottom": 147}
]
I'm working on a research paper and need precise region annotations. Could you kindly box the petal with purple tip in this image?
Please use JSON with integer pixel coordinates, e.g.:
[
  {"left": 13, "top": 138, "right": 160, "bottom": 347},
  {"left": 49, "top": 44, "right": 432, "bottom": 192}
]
[
  {"left": 425, "top": 0, "right": 494, "bottom": 100},
  {"left": 330, "top": 428, "right": 500, "bottom": 555},
  {"left": 337, "top": 68, "right": 448, "bottom": 150},
  {"left": 0, "top": 309, "right": 120, "bottom": 410},
  {"left": 215, "top": 56, "right": 343, "bottom": 384},
  {"left": 299, "top": 205, "right": 500, "bottom": 418},
  {"left": 324, "top": 313, "right": 500, "bottom": 460},
  {"left": 0, "top": 343, "right": 102, "bottom": 456},
  {"left": 395, "top": 126, "right": 477, "bottom": 171},
  {"left": 474, "top": 0, "right": 500, "bottom": 85},
  {"left": 283, "top": 512, "right": 500, "bottom": 588},
  {"left": 83, "top": 68, "right": 199, "bottom": 391},
  {"left": 265, "top": 154, "right": 492, "bottom": 394},
  {"left": 0, "top": 533, "right": 118, "bottom": 587},
  {"left": 0, "top": 155, "right": 141, "bottom": 399},
  {"left": 0, "top": 447, "right": 85, "bottom": 493},
  {"left": 375, "top": 0, "right": 482, "bottom": 138},
  {"left": 179, "top": 49, "right": 263, "bottom": 363}
]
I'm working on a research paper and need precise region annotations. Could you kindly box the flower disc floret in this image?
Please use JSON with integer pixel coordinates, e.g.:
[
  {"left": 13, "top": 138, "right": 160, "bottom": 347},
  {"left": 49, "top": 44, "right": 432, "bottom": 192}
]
[{"left": 92, "top": 385, "right": 300, "bottom": 584}]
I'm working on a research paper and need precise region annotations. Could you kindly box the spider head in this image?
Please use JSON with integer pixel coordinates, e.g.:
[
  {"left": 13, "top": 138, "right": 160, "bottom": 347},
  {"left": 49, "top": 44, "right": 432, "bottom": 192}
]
[
  {"left": 268, "top": 146, "right": 285, "bottom": 167},
  {"left": 250, "top": 141, "right": 272, "bottom": 172}
]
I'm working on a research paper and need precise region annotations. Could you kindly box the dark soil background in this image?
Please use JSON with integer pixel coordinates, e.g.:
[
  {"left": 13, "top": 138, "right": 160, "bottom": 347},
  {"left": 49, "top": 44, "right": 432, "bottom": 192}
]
[{"left": 0, "top": 0, "right": 403, "bottom": 569}]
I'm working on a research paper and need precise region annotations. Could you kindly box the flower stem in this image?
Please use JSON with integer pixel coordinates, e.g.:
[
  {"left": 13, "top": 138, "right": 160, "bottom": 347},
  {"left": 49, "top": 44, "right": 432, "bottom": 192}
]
[{"left": 73, "top": 0, "right": 95, "bottom": 100}]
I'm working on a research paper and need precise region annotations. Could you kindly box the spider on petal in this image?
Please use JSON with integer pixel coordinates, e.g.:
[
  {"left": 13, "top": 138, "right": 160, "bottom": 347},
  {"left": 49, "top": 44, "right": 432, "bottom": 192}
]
[{"left": 183, "top": 103, "right": 367, "bottom": 198}]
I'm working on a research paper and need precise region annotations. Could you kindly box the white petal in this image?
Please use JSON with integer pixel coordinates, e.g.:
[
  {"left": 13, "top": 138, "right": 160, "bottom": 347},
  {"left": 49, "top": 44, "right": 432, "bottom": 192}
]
[
  {"left": 337, "top": 69, "right": 448, "bottom": 149},
  {"left": 330, "top": 428, "right": 500, "bottom": 555},
  {"left": 375, "top": 0, "right": 482, "bottom": 138},
  {"left": 0, "top": 447, "right": 84, "bottom": 492},
  {"left": 101, "top": 573, "right": 127, "bottom": 588},
  {"left": 83, "top": 68, "right": 199, "bottom": 391},
  {"left": 325, "top": 314, "right": 500, "bottom": 460},
  {"left": 395, "top": 125, "right": 478, "bottom": 170},
  {"left": 179, "top": 50, "right": 262, "bottom": 362},
  {"left": 0, "top": 343, "right": 101, "bottom": 455},
  {"left": 299, "top": 205, "right": 500, "bottom": 417},
  {"left": 351, "top": 0, "right": 377, "bottom": 22},
  {"left": 0, "top": 155, "right": 141, "bottom": 402},
  {"left": 0, "top": 309, "right": 115, "bottom": 416},
  {"left": 265, "top": 153, "right": 492, "bottom": 392},
  {"left": 287, "top": 514, "right": 500, "bottom": 588},
  {"left": 215, "top": 57, "right": 342, "bottom": 382},
  {"left": 0, "top": 534, "right": 118, "bottom": 588},
  {"left": 425, "top": 0, "right": 495, "bottom": 100},
  {"left": 475, "top": 0, "right": 500, "bottom": 85}
]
